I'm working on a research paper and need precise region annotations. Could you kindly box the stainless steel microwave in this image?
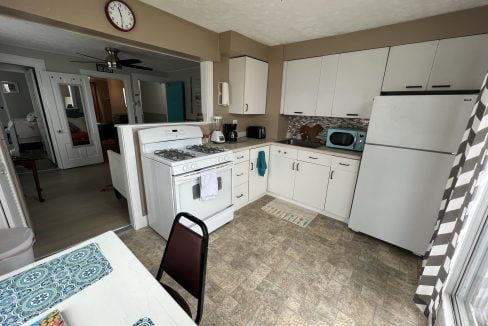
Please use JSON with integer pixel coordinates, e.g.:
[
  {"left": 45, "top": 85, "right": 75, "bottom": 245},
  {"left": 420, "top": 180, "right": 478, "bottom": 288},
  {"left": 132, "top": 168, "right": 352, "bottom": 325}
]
[{"left": 326, "top": 128, "right": 367, "bottom": 152}]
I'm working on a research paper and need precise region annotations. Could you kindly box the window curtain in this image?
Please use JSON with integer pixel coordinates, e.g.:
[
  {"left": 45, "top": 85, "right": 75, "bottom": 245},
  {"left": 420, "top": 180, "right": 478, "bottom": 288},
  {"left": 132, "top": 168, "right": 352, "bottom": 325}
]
[{"left": 414, "top": 73, "right": 488, "bottom": 324}]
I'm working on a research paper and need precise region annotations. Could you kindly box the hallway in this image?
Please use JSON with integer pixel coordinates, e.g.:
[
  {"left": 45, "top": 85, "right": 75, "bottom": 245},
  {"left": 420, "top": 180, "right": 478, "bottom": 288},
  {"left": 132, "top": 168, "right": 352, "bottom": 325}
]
[{"left": 17, "top": 163, "right": 130, "bottom": 257}]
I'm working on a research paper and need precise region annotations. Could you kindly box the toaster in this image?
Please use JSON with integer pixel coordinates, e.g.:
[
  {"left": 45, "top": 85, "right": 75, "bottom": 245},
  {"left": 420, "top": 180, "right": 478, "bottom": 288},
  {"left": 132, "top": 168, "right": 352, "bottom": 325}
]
[{"left": 246, "top": 126, "right": 266, "bottom": 139}]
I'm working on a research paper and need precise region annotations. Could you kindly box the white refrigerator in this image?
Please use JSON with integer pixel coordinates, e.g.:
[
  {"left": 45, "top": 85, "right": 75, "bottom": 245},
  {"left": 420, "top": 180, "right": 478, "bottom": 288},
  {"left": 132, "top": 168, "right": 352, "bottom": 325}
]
[{"left": 348, "top": 95, "right": 476, "bottom": 255}]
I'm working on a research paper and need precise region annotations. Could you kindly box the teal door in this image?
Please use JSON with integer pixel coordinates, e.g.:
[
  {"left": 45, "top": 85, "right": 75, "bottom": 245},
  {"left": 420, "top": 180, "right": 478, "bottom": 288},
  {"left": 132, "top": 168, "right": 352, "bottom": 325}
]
[{"left": 165, "top": 81, "right": 185, "bottom": 122}]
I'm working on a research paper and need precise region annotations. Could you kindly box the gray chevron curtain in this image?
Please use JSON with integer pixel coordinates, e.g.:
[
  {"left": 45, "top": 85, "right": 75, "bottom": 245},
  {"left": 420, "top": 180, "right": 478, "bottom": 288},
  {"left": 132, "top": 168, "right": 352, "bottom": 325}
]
[{"left": 414, "top": 73, "right": 488, "bottom": 324}]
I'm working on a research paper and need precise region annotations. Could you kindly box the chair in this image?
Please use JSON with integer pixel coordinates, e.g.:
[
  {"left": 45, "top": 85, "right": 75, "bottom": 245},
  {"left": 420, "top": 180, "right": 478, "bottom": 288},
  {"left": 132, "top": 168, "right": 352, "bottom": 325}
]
[{"left": 156, "top": 212, "right": 209, "bottom": 324}]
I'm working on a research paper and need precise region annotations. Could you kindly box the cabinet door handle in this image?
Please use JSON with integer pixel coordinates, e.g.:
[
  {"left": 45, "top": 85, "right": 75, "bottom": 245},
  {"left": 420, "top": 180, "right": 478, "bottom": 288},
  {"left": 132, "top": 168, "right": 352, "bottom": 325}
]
[
  {"left": 309, "top": 156, "right": 318, "bottom": 160},
  {"left": 245, "top": 104, "right": 249, "bottom": 112},
  {"left": 346, "top": 113, "right": 359, "bottom": 117},
  {"left": 237, "top": 155, "right": 245, "bottom": 159},
  {"left": 296, "top": 162, "right": 300, "bottom": 171},
  {"left": 236, "top": 194, "right": 244, "bottom": 199},
  {"left": 292, "top": 162, "right": 295, "bottom": 170},
  {"left": 431, "top": 85, "right": 451, "bottom": 88},
  {"left": 294, "top": 111, "right": 303, "bottom": 114},
  {"left": 405, "top": 85, "right": 422, "bottom": 89},
  {"left": 236, "top": 173, "right": 244, "bottom": 176},
  {"left": 330, "top": 170, "right": 334, "bottom": 179},
  {"left": 339, "top": 162, "right": 350, "bottom": 166},
  {"left": 250, "top": 162, "right": 254, "bottom": 170}
]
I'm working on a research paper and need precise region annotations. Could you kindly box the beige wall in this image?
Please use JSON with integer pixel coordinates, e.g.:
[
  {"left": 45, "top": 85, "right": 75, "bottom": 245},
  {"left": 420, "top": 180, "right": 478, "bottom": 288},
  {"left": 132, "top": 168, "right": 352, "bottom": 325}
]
[
  {"left": 0, "top": 0, "right": 220, "bottom": 61},
  {"left": 284, "top": 5, "right": 488, "bottom": 60}
]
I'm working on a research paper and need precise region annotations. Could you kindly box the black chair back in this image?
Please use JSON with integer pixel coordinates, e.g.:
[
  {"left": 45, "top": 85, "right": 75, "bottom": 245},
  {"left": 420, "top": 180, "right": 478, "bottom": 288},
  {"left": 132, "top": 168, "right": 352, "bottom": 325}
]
[{"left": 156, "top": 212, "right": 209, "bottom": 324}]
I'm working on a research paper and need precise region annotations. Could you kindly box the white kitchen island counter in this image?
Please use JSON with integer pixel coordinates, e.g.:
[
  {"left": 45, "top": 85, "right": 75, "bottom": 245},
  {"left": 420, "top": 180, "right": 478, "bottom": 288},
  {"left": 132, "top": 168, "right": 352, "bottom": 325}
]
[{"left": 0, "top": 231, "right": 195, "bottom": 326}]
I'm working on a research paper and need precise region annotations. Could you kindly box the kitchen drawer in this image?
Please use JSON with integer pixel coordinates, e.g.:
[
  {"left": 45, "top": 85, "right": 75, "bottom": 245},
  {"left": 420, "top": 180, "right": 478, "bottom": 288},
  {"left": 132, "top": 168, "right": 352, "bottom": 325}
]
[
  {"left": 233, "top": 161, "right": 249, "bottom": 186},
  {"left": 233, "top": 150, "right": 250, "bottom": 164},
  {"left": 270, "top": 145, "right": 298, "bottom": 159},
  {"left": 331, "top": 156, "right": 360, "bottom": 172},
  {"left": 233, "top": 183, "right": 249, "bottom": 206},
  {"left": 298, "top": 150, "right": 332, "bottom": 166}
]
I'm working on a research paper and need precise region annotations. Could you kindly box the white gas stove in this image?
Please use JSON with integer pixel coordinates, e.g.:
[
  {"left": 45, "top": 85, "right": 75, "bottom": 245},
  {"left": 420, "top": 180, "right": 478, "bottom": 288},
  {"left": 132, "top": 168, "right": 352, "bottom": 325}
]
[{"left": 139, "top": 125, "right": 234, "bottom": 239}]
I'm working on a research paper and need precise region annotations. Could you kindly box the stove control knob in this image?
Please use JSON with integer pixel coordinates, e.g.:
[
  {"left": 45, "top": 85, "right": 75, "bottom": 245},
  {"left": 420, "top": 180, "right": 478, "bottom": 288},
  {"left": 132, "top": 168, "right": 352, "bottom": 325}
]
[
  {"left": 191, "top": 163, "right": 197, "bottom": 169},
  {"left": 183, "top": 165, "right": 189, "bottom": 172}
]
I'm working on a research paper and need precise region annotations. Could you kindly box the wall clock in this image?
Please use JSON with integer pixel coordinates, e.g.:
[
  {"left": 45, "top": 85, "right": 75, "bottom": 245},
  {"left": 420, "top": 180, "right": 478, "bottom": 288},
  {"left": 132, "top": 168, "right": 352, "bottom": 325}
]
[{"left": 105, "top": 0, "right": 136, "bottom": 32}]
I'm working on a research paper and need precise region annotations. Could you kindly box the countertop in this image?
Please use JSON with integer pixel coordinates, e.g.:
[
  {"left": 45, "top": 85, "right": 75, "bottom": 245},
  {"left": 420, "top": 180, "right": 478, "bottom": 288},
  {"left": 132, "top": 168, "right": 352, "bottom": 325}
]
[{"left": 218, "top": 138, "right": 362, "bottom": 160}]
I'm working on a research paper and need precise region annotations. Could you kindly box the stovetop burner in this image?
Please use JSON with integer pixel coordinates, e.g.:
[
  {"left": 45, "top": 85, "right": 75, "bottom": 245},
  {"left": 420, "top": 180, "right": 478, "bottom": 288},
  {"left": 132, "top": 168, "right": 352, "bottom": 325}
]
[
  {"left": 154, "top": 149, "right": 196, "bottom": 161},
  {"left": 186, "top": 144, "right": 226, "bottom": 154}
]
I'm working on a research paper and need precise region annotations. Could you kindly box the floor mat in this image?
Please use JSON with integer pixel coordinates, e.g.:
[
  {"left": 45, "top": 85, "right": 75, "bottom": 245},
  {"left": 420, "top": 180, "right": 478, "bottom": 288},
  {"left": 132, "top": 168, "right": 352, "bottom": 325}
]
[{"left": 261, "top": 198, "right": 317, "bottom": 227}]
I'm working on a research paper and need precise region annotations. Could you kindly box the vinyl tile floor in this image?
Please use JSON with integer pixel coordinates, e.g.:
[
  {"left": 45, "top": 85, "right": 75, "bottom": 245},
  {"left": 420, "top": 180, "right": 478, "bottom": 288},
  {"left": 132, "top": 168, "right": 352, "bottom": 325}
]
[
  {"left": 119, "top": 195, "right": 427, "bottom": 326},
  {"left": 18, "top": 163, "right": 130, "bottom": 258}
]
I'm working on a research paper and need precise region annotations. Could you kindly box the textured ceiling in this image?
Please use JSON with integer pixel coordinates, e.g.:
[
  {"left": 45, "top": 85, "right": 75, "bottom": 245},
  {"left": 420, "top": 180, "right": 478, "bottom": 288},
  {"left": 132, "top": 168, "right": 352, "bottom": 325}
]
[
  {"left": 0, "top": 15, "right": 199, "bottom": 73},
  {"left": 140, "top": 0, "right": 488, "bottom": 45}
]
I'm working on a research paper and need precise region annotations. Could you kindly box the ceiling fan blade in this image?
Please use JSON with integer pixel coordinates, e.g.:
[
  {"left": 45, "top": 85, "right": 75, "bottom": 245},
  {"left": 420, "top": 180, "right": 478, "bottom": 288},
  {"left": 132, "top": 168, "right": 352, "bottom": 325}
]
[
  {"left": 69, "top": 60, "right": 106, "bottom": 64},
  {"left": 75, "top": 52, "right": 105, "bottom": 61},
  {"left": 119, "top": 58, "right": 142, "bottom": 65},
  {"left": 124, "top": 64, "right": 153, "bottom": 71}
]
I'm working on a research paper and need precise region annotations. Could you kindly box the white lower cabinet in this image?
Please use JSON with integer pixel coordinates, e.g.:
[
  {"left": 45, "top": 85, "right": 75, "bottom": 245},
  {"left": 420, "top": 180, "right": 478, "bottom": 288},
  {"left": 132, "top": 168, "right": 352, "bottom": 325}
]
[
  {"left": 249, "top": 146, "right": 270, "bottom": 201},
  {"left": 232, "top": 146, "right": 270, "bottom": 210},
  {"left": 324, "top": 169, "right": 357, "bottom": 221},
  {"left": 232, "top": 149, "right": 250, "bottom": 210},
  {"left": 293, "top": 161, "right": 330, "bottom": 211},
  {"left": 267, "top": 145, "right": 359, "bottom": 221},
  {"left": 233, "top": 183, "right": 249, "bottom": 208},
  {"left": 268, "top": 155, "right": 296, "bottom": 198}
]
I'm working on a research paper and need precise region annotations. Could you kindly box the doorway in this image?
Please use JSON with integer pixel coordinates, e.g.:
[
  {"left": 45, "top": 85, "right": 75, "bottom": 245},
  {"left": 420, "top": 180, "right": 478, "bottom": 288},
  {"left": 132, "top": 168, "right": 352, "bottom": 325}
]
[
  {"left": 0, "top": 64, "right": 55, "bottom": 169},
  {"left": 0, "top": 59, "right": 131, "bottom": 258}
]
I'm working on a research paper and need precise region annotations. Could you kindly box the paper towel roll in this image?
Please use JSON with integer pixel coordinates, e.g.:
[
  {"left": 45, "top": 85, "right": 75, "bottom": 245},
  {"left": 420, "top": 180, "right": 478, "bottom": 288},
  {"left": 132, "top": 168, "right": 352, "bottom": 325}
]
[{"left": 218, "top": 82, "right": 229, "bottom": 106}]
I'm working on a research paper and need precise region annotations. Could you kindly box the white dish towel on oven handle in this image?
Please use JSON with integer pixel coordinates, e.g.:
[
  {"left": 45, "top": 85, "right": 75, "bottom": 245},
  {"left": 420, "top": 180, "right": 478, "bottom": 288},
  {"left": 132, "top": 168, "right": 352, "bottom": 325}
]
[{"left": 200, "top": 169, "right": 218, "bottom": 200}]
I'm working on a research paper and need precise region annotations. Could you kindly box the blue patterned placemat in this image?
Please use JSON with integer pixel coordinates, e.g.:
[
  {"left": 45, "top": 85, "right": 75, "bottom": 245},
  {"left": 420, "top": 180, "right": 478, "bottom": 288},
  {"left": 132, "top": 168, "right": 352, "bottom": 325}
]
[
  {"left": 133, "top": 317, "right": 155, "bottom": 326},
  {"left": 0, "top": 243, "right": 113, "bottom": 326}
]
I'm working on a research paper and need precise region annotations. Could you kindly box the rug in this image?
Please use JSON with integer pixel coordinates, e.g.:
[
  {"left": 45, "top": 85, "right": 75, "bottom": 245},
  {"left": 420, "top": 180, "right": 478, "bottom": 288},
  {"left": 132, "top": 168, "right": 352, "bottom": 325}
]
[{"left": 261, "top": 199, "right": 317, "bottom": 227}]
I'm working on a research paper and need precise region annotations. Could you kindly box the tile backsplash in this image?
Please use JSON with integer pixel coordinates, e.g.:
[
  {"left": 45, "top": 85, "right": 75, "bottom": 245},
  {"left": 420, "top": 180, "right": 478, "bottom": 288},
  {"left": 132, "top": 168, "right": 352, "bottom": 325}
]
[{"left": 287, "top": 116, "right": 369, "bottom": 142}]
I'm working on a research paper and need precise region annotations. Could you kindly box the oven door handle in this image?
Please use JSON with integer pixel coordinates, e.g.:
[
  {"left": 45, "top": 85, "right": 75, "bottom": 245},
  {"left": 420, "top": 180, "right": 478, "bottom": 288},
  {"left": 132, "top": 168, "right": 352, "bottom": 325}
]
[{"left": 173, "top": 162, "right": 233, "bottom": 184}]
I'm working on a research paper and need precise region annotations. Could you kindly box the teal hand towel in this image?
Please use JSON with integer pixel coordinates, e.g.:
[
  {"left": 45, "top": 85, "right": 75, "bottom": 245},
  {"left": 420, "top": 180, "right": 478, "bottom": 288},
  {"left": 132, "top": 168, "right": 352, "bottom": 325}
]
[{"left": 257, "top": 151, "right": 267, "bottom": 177}]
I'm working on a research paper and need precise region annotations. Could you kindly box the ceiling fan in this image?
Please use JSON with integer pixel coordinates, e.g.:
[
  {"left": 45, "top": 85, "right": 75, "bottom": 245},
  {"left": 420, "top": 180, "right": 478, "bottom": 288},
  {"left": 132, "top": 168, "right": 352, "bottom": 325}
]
[{"left": 70, "top": 47, "right": 153, "bottom": 71}]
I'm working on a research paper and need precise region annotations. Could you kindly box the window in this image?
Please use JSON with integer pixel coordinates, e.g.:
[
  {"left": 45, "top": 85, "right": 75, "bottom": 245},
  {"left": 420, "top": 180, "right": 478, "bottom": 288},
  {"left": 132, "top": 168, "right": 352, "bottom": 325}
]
[
  {"left": 453, "top": 218, "right": 488, "bottom": 325},
  {"left": 1, "top": 81, "right": 18, "bottom": 93}
]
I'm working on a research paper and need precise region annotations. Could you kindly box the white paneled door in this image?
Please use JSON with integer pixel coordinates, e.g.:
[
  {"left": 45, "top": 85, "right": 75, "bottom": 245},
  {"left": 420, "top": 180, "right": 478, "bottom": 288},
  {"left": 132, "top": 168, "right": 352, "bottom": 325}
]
[
  {"left": 41, "top": 72, "right": 103, "bottom": 169},
  {"left": 0, "top": 134, "right": 29, "bottom": 229}
]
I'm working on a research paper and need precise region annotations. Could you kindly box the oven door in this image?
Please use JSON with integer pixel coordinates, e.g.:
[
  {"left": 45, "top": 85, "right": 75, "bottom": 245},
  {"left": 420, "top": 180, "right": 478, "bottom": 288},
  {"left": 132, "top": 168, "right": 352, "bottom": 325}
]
[
  {"left": 326, "top": 130, "right": 357, "bottom": 150},
  {"left": 173, "top": 163, "right": 233, "bottom": 220}
]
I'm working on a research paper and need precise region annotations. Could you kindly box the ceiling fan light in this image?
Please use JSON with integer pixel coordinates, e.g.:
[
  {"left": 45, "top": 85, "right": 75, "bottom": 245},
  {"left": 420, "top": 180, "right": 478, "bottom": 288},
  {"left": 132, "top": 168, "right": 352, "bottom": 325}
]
[{"left": 105, "top": 47, "right": 122, "bottom": 69}]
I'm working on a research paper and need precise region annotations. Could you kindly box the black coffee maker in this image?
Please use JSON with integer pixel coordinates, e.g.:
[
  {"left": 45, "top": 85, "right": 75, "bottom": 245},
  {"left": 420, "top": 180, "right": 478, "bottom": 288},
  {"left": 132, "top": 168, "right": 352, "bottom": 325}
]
[{"left": 224, "top": 123, "right": 238, "bottom": 142}]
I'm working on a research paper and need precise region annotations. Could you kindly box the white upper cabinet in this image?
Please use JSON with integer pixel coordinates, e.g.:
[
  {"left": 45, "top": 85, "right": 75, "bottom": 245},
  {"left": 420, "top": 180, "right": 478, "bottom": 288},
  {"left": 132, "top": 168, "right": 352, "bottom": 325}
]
[
  {"left": 332, "top": 48, "right": 389, "bottom": 119},
  {"left": 229, "top": 56, "right": 268, "bottom": 114},
  {"left": 428, "top": 34, "right": 488, "bottom": 91},
  {"left": 382, "top": 41, "right": 438, "bottom": 92},
  {"left": 281, "top": 57, "right": 322, "bottom": 116},
  {"left": 316, "top": 54, "right": 339, "bottom": 117}
]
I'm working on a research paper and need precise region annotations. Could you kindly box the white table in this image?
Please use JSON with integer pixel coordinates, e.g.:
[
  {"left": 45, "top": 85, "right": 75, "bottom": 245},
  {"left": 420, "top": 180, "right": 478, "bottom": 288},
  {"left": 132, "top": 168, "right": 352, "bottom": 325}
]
[{"left": 0, "top": 231, "right": 196, "bottom": 326}]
